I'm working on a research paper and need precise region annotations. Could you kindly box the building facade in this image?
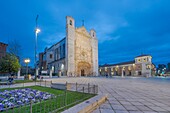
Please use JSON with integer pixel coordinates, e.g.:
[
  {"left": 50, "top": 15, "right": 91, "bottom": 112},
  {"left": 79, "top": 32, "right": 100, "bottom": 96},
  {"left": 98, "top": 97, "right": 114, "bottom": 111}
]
[
  {"left": 99, "top": 55, "right": 155, "bottom": 77},
  {"left": 0, "top": 42, "right": 8, "bottom": 59},
  {"left": 39, "top": 16, "right": 98, "bottom": 77}
]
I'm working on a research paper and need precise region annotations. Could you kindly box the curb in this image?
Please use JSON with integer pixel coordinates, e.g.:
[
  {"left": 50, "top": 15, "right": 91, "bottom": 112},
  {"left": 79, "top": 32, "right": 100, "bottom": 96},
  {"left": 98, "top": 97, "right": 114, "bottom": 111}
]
[
  {"left": 78, "top": 95, "right": 107, "bottom": 113},
  {"left": 62, "top": 94, "right": 107, "bottom": 113}
]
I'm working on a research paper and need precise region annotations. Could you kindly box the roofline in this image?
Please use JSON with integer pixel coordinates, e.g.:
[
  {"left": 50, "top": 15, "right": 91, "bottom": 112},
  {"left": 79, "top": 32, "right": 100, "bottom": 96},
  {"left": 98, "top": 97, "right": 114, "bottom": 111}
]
[
  {"left": 100, "top": 60, "right": 135, "bottom": 67},
  {"left": 0, "top": 42, "right": 8, "bottom": 46},
  {"left": 135, "top": 54, "right": 151, "bottom": 58},
  {"left": 47, "top": 37, "right": 66, "bottom": 50}
]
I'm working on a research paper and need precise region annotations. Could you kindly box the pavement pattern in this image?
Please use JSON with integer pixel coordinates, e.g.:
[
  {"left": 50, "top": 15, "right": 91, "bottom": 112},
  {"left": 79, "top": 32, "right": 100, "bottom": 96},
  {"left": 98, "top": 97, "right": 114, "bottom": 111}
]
[
  {"left": 47, "top": 77, "right": 170, "bottom": 113},
  {"left": 1, "top": 76, "right": 170, "bottom": 113}
]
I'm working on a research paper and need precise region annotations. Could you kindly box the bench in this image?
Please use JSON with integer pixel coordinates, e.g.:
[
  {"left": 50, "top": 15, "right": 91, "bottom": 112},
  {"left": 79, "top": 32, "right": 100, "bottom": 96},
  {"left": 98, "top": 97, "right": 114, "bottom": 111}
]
[
  {"left": 0, "top": 78, "right": 14, "bottom": 85},
  {"left": 0, "top": 79, "right": 8, "bottom": 85}
]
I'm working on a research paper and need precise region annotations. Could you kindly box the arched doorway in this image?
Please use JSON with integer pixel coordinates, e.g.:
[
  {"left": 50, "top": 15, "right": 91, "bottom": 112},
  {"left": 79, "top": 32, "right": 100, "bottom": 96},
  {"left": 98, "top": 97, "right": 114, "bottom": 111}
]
[
  {"left": 123, "top": 71, "right": 125, "bottom": 76},
  {"left": 77, "top": 62, "right": 91, "bottom": 76},
  {"left": 81, "top": 69, "right": 85, "bottom": 76}
]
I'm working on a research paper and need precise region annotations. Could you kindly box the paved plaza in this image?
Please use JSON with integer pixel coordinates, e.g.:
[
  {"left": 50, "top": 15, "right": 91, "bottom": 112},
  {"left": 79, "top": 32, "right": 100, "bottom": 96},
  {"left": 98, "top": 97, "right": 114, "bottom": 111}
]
[
  {"left": 47, "top": 77, "right": 170, "bottom": 113},
  {"left": 1, "top": 76, "right": 170, "bottom": 113}
]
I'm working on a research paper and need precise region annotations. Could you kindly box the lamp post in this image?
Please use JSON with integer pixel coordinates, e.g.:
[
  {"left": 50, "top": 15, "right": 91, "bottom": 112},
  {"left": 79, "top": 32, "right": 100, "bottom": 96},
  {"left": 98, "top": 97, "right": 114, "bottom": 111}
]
[
  {"left": 24, "top": 58, "right": 30, "bottom": 77},
  {"left": 35, "top": 15, "right": 40, "bottom": 80}
]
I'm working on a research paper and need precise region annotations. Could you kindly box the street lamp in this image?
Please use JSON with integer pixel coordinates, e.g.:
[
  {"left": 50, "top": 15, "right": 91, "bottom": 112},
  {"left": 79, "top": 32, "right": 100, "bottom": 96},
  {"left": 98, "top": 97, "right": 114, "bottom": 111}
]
[
  {"left": 35, "top": 15, "right": 40, "bottom": 80},
  {"left": 24, "top": 58, "right": 30, "bottom": 77},
  {"left": 36, "top": 28, "right": 41, "bottom": 34}
]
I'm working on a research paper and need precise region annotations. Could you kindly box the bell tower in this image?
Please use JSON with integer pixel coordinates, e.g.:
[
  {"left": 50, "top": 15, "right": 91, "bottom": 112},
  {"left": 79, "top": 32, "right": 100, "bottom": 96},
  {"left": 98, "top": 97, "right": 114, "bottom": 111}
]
[
  {"left": 90, "top": 29, "right": 98, "bottom": 76},
  {"left": 65, "top": 16, "right": 75, "bottom": 76}
]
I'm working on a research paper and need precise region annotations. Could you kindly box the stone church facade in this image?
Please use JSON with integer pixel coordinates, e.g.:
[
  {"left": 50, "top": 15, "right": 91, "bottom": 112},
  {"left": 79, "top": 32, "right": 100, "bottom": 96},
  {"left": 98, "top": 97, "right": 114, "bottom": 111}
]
[{"left": 39, "top": 16, "right": 98, "bottom": 77}]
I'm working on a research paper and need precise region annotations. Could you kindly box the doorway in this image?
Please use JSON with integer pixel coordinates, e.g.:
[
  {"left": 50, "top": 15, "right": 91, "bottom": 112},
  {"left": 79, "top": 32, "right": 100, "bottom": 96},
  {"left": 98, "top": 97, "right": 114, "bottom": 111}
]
[
  {"left": 123, "top": 71, "right": 125, "bottom": 76},
  {"left": 138, "top": 71, "right": 142, "bottom": 75},
  {"left": 81, "top": 69, "right": 85, "bottom": 76},
  {"left": 129, "top": 71, "right": 132, "bottom": 76}
]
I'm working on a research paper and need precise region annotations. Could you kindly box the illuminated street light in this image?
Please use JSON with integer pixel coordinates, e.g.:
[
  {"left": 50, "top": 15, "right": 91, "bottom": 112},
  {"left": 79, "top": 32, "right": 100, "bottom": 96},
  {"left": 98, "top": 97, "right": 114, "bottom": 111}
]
[
  {"left": 35, "top": 28, "right": 41, "bottom": 34},
  {"left": 24, "top": 58, "right": 30, "bottom": 77},
  {"left": 24, "top": 59, "right": 30, "bottom": 64}
]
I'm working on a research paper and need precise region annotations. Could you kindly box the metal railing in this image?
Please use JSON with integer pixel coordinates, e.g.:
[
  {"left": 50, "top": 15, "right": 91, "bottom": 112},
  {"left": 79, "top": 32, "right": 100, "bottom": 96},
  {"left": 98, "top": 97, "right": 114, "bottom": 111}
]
[
  {"left": 0, "top": 81, "right": 98, "bottom": 113},
  {"left": 67, "top": 82, "right": 98, "bottom": 94}
]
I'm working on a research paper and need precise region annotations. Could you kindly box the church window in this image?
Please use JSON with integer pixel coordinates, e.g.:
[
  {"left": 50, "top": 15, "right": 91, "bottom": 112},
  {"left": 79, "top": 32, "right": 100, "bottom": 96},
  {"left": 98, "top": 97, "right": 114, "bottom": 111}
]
[
  {"left": 93, "top": 32, "right": 95, "bottom": 37},
  {"left": 50, "top": 54, "right": 53, "bottom": 58},
  {"left": 143, "top": 58, "right": 146, "bottom": 62},
  {"left": 70, "top": 20, "right": 72, "bottom": 26}
]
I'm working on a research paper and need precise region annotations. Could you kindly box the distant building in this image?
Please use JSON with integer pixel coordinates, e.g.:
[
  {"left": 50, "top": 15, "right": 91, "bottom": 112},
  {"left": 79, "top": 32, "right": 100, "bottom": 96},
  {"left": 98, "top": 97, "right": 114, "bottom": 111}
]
[
  {"left": 38, "top": 16, "right": 98, "bottom": 77},
  {"left": 38, "top": 52, "right": 47, "bottom": 75},
  {"left": 99, "top": 55, "right": 155, "bottom": 77},
  {"left": 157, "top": 64, "right": 166, "bottom": 75},
  {"left": 167, "top": 63, "right": 170, "bottom": 71},
  {"left": 0, "top": 42, "right": 8, "bottom": 59}
]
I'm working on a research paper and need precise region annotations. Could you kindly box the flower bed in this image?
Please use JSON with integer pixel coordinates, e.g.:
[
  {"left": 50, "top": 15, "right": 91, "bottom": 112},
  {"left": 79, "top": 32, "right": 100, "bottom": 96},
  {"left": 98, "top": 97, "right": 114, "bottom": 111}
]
[{"left": 0, "top": 88, "right": 55, "bottom": 111}]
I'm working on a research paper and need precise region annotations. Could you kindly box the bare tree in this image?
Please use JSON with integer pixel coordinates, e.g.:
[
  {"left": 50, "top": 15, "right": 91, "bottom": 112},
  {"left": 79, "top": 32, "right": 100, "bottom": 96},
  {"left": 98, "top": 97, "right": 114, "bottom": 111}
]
[{"left": 8, "top": 39, "right": 23, "bottom": 63}]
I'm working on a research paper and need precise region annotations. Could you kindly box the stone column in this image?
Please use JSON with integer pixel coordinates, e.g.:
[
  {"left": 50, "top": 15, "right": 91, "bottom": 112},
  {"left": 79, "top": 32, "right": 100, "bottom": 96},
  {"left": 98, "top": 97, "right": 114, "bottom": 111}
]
[
  {"left": 36, "top": 68, "right": 39, "bottom": 76},
  {"left": 17, "top": 68, "right": 21, "bottom": 78},
  {"left": 49, "top": 69, "right": 52, "bottom": 78},
  {"left": 121, "top": 69, "right": 124, "bottom": 77}
]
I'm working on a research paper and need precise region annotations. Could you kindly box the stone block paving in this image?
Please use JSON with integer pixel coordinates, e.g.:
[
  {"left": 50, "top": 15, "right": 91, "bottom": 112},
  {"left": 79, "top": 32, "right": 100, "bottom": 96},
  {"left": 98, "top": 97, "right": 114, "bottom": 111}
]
[
  {"left": 2, "top": 77, "right": 170, "bottom": 113},
  {"left": 46, "top": 77, "right": 170, "bottom": 113}
]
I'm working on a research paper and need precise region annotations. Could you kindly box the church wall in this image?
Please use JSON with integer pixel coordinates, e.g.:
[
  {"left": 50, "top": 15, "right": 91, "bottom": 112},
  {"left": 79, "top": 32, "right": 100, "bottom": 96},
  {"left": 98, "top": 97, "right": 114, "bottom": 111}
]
[
  {"left": 66, "top": 16, "right": 75, "bottom": 76},
  {"left": 74, "top": 28, "right": 93, "bottom": 76},
  {"left": 41, "top": 16, "right": 98, "bottom": 77},
  {"left": 91, "top": 29, "right": 98, "bottom": 76}
]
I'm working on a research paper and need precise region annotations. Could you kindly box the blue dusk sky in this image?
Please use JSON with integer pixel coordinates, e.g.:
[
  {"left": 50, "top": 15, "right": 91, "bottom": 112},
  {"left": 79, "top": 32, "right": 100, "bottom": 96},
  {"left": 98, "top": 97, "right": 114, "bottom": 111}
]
[{"left": 0, "top": 0, "right": 170, "bottom": 67}]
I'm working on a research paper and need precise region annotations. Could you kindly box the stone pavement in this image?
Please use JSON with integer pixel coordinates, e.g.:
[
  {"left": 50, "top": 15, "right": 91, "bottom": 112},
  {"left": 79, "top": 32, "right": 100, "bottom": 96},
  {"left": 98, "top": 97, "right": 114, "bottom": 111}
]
[
  {"left": 46, "top": 77, "right": 170, "bottom": 113},
  {"left": 1, "top": 76, "right": 170, "bottom": 113}
]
